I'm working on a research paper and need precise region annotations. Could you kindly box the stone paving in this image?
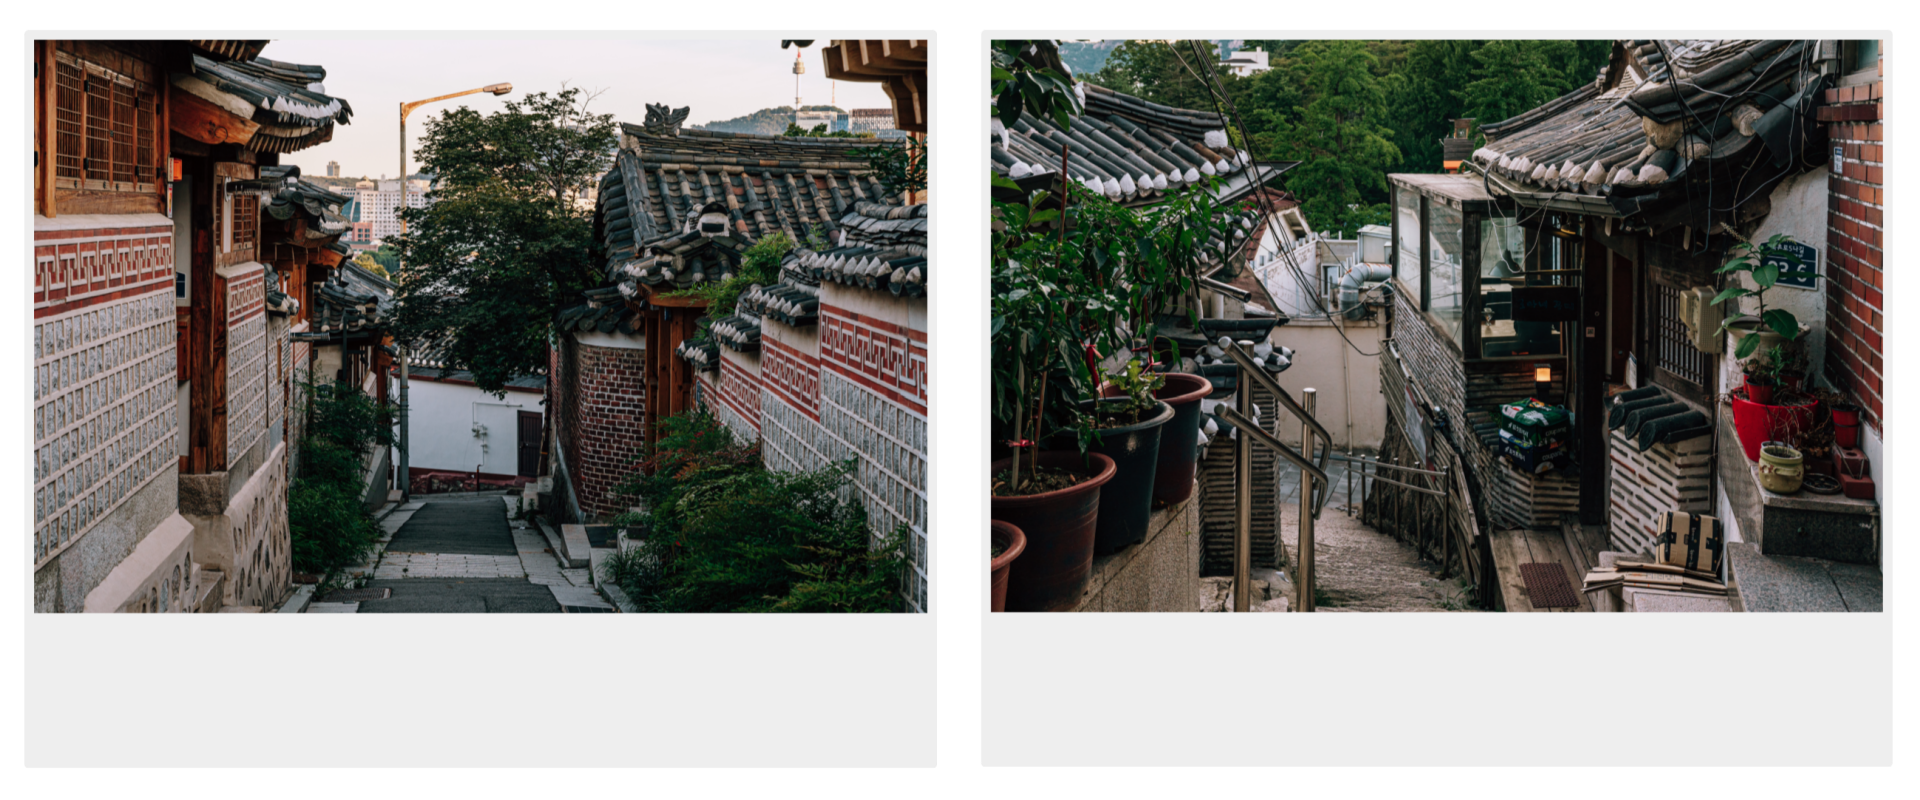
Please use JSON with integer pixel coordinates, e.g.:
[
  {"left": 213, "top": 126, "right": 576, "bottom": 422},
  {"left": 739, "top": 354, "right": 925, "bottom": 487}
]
[
  {"left": 1272, "top": 452, "right": 1478, "bottom": 612},
  {"left": 372, "top": 553, "right": 527, "bottom": 580}
]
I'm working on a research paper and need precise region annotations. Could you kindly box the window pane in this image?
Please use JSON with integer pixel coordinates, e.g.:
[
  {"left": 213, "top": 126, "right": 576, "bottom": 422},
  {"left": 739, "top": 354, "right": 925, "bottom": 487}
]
[
  {"left": 1430, "top": 202, "right": 1464, "bottom": 345},
  {"left": 1477, "top": 217, "right": 1563, "bottom": 358},
  {"left": 1394, "top": 187, "right": 1422, "bottom": 307}
]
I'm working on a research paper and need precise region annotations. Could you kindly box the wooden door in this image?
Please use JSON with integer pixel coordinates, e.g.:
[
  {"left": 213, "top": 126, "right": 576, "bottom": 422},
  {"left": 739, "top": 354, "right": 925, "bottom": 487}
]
[
  {"left": 1608, "top": 249, "right": 1635, "bottom": 381},
  {"left": 516, "top": 411, "right": 542, "bottom": 477}
]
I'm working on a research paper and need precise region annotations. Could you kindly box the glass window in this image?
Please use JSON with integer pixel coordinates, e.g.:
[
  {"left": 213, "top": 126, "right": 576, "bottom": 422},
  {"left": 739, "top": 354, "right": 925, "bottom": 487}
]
[
  {"left": 1429, "top": 201, "right": 1464, "bottom": 346},
  {"left": 1394, "top": 186, "right": 1422, "bottom": 308},
  {"left": 1477, "top": 217, "right": 1564, "bottom": 358}
]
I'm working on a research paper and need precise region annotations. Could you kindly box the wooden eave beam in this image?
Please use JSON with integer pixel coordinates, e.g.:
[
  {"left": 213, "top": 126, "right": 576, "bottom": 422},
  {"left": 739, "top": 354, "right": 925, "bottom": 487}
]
[{"left": 170, "top": 89, "right": 259, "bottom": 147}]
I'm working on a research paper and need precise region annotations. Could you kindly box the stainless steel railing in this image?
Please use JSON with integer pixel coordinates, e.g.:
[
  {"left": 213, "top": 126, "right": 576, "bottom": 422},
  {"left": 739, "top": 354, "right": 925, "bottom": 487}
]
[{"left": 1216, "top": 340, "right": 1335, "bottom": 612}]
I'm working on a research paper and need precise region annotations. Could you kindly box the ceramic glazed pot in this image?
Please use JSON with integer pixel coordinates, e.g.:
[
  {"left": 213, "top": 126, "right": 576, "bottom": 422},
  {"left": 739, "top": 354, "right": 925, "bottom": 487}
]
[
  {"left": 1729, "top": 393, "right": 1819, "bottom": 462},
  {"left": 1758, "top": 443, "right": 1805, "bottom": 494},
  {"left": 1071, "top": 398, "right": 1174, "bottom": 555},
  {"left": 991, "top": 451, "right": 1116, "bottom": 612},
  {"left": 1103, "top": 373, "right": 1211, "bottom": 507},
  {"left": 989, "top": 520, "right": 1026, "bottom": 613}
]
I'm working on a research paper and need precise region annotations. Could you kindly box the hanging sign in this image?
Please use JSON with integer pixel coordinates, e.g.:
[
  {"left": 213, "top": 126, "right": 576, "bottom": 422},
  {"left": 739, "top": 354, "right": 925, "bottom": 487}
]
[
  {"left": 1762, "top": 239, "right": 1821, "bottom": 291},
  {"left": 1510, "top": 286, "right": 1581, "bottom": 322}
]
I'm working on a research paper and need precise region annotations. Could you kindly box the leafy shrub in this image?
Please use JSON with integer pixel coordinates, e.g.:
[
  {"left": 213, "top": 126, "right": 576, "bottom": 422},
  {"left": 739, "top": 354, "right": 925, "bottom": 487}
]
[
  {"left": 289, "top": 381, "right": 394, "bottom": 575},
  {"left": 660, "top": 231, "right": 794, "bottom": 316}
]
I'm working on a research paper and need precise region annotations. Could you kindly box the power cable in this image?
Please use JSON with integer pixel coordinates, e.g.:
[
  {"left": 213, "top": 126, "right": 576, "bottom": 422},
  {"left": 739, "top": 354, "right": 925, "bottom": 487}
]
[{"left": 1171, "top": 39, "right": 1380, "bottom": 357}]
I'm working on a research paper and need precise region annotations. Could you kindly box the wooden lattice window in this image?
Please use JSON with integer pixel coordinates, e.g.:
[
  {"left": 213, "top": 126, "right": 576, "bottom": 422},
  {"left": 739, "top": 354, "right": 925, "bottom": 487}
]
[
  {"left": 53, "top": 48, "right": 158, "bottom": 194},
  {"left": 231, "top": 190, "right": 257, "bottom": 251},
  {"left": 1651, "top": 280, "right": 1711, "bottom": 401}
]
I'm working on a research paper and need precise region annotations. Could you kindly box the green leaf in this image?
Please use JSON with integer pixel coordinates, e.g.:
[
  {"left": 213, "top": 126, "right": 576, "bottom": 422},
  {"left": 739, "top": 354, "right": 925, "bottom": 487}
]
[
  {"left": 1752, "top": 262, "right": 1779, "bottom": 289},
  {"left": 1761, "top": 308, "right": 1800, "bottom": 339},
  {"left": 1709, "top": 286, "right": 1751, "bottom": 305},
  {"left": 1735, "top": 331, "right": 1761, "bottom": 359},
  {"left": 990, "top": 316, "right": 1006, "bottom": 337},
  {"left": 1027, "top": 208, "right": 1060, "bottom": 224},
  {"left": 1715, "top": 256, "right": 1756, "bottom": 274},
  {"left": 989, "top": 172, "right": 1022, "bottom": 191},
  {"left": 995, "top": 90, "right": 1023, "bottom": 127}
]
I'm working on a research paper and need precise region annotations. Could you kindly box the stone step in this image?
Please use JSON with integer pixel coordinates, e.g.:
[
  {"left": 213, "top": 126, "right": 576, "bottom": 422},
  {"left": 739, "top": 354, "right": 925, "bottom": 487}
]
[
  {"left": 558, "top": 524, "right": 593, "bottom": 568},
  {"left": 276, "top": 584, "right": 316, "bottom": 613},
  {"left": 306, "top": 601, "right": 360, "bottom": 613},
  {"left": 1727, "top": 542, "right": 1882, "bottom": 612},
  {"left": 549, "top": 584, "right": 613, "bottom": 610}
]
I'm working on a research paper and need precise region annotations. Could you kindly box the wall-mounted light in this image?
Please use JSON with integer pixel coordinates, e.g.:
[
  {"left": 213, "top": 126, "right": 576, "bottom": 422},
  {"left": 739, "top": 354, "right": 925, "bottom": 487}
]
[{"left": 1534, "top": 363, "right": 1552, "bottom": 401}]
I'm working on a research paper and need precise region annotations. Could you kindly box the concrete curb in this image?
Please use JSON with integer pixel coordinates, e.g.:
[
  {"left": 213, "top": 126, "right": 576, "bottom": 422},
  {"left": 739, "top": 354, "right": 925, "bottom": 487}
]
[
  {"left": 276, "top": 584, "right": 316, "bottom": 613},
  {"left": 602, "top": 583, "right": 639, "bottom": 613}
]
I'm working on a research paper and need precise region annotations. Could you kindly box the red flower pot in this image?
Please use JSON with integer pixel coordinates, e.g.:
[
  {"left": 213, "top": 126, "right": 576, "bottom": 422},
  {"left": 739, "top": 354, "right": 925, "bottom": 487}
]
[
  {"left": 1729, "top": 394, "right": 1820, "bottom": 462},
  {"left": 1744, "top": 376, "right": 1775, "bottom": 405},
  {"left": 1831, "top": 404, "right": 1862, "bottom": 448},
  {"left": 989, "top": 520, "right": 1026, "bottom": 613},
  {"left": 1103, "top": 372, "right": 1212, "bottom": 507},
  {"left": 991, "top": 451, "right": 1116, "bottom": 612}
]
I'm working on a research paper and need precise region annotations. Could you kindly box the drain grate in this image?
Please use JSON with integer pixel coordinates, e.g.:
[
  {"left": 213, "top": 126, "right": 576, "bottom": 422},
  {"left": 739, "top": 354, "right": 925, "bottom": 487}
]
[
  {"left": 561, "top": 605, "right": 613, "bottom": 613},
  {"left": 1519, "top": 562, "right": 1579, "bottom": 609},
  {"left": 318, "top": 587, "right": 391, "bottom": 602}
]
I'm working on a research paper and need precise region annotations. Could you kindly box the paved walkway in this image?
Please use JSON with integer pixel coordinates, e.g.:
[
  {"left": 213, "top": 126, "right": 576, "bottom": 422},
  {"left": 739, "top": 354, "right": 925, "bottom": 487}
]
[{"left": 317, "top": 495, "right": 611, "bottom": 613}]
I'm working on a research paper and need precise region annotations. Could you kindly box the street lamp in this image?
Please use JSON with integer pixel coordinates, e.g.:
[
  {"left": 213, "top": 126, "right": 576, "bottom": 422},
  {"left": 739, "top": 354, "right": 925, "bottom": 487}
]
[{"left": 394, "top": 82, "right": 512, "bottom": 501}]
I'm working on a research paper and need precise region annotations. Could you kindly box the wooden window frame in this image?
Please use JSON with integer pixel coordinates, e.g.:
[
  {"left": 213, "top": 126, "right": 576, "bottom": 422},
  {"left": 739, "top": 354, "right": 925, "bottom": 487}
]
[{"left": 41, "top": 41, "right": 168, "bottom": 217}]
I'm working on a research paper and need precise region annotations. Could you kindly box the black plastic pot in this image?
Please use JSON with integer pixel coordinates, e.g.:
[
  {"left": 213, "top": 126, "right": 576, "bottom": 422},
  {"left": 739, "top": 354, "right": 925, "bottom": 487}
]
[
  {"left": 1061, "top": 398, "right": 1174, "bottom": 555},
  {"left": 1104, "top": 373, "right": 1210, "bottom": 507}
]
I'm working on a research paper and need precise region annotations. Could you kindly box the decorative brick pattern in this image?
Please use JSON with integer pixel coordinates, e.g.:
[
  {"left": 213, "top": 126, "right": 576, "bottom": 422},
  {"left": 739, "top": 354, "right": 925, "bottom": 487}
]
[
  {"left": 32, "top": 223, "right": 174, "bottom": 315},
  {"left": 819, "top": 304, "right": 928, "bottom": 417},
  {"left": 714, "top": 355, "right": 762, "bottom": 439},
  {"left": 1822, "top": 72, "right": 1884, "bottom": 431},
  {"left": 33, "top": 290, "right": 178, "bottom": 566},
  {"left": 226, "top": 267, "right": 267, "bottom": 467},
  {"left": 819, "top": 371, "right": 928, "bottom": 612},
  {"left": 562, "top": 338, "right": 647, "bottom": 519},
  {"left": 219, "top": 444, "right": 291, "bottom": 609},
  {"left": 760, "top": 336, "right": 821, "bottom": 421}
]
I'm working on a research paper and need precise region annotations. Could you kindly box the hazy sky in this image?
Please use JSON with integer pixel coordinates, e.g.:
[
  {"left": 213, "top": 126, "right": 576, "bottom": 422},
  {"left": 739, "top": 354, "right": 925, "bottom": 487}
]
[{"left": 259, "top": 37, "right": 895, "bottom": 179}]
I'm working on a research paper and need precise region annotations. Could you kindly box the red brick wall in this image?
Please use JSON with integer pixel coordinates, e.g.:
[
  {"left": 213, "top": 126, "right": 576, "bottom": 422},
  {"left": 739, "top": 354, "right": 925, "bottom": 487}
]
[
  {"left": 1821, "top": 64, "right": 1884, "bottom": 432},
  {"left": 562, "top": 337, "right": 647, "bottom": 519}
]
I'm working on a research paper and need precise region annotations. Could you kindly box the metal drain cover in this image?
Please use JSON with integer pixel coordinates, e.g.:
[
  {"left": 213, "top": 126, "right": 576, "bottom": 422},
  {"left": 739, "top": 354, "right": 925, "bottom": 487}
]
[
  {"left": 318, "top": 587, "right": 391, "bottom": 602},
  {"left": 1519, "top": 562, "right": 1579, "bottom": 609}
]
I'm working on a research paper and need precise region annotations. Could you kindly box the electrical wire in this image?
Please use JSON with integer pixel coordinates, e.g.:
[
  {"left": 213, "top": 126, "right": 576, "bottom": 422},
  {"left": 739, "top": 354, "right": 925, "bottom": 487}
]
[{"left": 1170, "top": 39, "right": 1381, "bottom": 357}]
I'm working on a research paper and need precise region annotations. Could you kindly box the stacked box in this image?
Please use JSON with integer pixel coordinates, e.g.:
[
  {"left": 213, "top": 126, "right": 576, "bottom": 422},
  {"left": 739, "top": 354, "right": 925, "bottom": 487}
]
[{"left": 1496, "top": 399, "right": 1574, "bottom": 474}]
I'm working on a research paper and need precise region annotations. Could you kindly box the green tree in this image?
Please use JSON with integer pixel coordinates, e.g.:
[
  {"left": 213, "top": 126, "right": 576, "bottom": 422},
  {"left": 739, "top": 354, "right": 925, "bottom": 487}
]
[
  {"left": 1264, "top": 41, "right": 1402, "bottom": 236},
  {"left": 1459, "top": 40, "right": 1582, "bottom": 126},
  {"left": 1083, "top": 39, "right": 1232, "bottom": 112},
  {"left": 391, "top": 88, "right": 618, "bottom": 394}
]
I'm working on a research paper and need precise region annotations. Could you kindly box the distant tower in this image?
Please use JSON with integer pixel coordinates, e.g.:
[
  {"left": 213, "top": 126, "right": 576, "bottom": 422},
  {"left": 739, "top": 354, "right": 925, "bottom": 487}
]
[
  {"left": 327, "top": 160, "right": 340, "bottom": 177},
  {"left": 792, "top": 51, "right": 805, "bottom": 109}
]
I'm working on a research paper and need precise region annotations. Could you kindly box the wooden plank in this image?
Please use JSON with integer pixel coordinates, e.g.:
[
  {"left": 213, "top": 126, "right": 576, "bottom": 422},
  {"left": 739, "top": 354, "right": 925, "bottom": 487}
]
[
  {"left": 1490, "top": 529, "right": 1528, "bottom": 612},
  {"left": 170, "top": 89, "right": 257, "bottom": 147}
]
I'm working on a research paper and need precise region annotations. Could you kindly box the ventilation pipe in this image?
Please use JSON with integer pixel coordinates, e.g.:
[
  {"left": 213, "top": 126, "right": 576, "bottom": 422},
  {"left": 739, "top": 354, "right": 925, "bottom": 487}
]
[{"left": 1336, "top": 261, "right": 1394, "bottom": 320}]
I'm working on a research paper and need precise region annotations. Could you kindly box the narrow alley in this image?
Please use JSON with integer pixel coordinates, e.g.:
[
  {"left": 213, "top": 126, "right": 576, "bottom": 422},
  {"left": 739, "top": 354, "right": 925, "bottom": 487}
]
[
  {"left": 305, "top": 495, "right": 612, "bottom": 613},
  {"left": 1276, "top": 459, "right": 1476, "bottom": 612}
]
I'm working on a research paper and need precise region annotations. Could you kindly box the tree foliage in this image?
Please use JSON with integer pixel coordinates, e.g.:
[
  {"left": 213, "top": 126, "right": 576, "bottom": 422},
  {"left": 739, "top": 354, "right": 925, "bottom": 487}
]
[
  {"left": 392, "top": 88, "right": 618, "bottom": 395},
  {"left": 289, "top": 381, "right": 395, "bottom": 574}
]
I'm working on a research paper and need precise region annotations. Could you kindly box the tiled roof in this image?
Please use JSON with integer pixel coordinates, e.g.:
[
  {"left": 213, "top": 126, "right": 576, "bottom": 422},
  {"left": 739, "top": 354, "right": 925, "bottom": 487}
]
[
  {"left": 175, "top": 54, "right": 354, "bottom": 154},
  {"left": 233, "top": 165, "right": 352, "bottom": 236},
  {"left": 600, "top": 120, "right": 905, "bottom": 260},
  {"left": 991, "top": 81, "right": 1285, "bottom": 205},
  {"left": 555, "top": 286, "right": 641, "bottom": 335},
  {"left": 189, "top": 40, "right": 269, "bottom": 62},
  {"left": 403, "top": 329, "right": 546, "bottom": 389},
  {"left": 1471, "top": 39, "right": 1829, "bottom": 222},
  {"left": 794, "top": 201, "right": 928, "bottom": 297},
  {"left": 296, "top": 260, "right": 392, "bottom": 340}
]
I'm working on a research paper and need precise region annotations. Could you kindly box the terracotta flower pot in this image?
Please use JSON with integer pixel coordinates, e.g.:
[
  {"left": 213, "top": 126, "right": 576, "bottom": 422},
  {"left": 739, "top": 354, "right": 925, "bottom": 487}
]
[
  {"left": 991, "top": 451, "right": 1116, "bottom": 612},
  {"left": 1831, "top": 403, "right": 1861, "bottom": 448},
  {"left": 1104, "top": 372, "right": 1211, "bottom": 507},
  {"left": 989, "top": 520, "right": 1026, "bottom": 613},
  {"left": 1064, "top": 398, "right": 1173, "bottom": 555}
]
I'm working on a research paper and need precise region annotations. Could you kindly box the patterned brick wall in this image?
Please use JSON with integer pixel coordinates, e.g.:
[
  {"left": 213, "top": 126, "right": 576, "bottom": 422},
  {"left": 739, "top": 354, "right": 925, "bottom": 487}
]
[
  {"left": 32, "top": 221, "right": 174, "bottom": 312},
  {"left": 564, "top": 337, "right": 647, "bottom": 518},
  {"left": 714, "top": 351, "right": 762, "bottom": 441},
  {"left": 1821, "top": 69, "right": 1884, "bottom": 432},
  {"left": 224, "top": 264, "right": 267, "bottom": 467},
  {"left": 32, "top": 288, "right": 178, "bottom": 567},
  {"left": 818, "top": 303, "right": 929, "bottom": 418}
]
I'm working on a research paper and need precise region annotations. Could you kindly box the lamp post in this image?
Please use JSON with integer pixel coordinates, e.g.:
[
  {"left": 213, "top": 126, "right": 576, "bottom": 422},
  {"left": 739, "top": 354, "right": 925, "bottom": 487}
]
[{"left": 395, "top": 82, "right": 512, "bottom": 501}]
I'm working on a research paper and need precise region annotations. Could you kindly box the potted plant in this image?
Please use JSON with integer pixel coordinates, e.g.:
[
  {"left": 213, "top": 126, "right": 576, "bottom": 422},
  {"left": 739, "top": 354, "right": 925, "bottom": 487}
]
[
  {"left": 1103, "top": 359, "right": 1211, "bottom": 507},
  {"left": 1069, "top": 358, "right": 1174, "bottom": 554},
  {"left": 989, "top": 520, "right": 1027, "bottom": 613},
  {"left": 1757, "top": 441, "right": 1805, "bottom": 494},
  {"left": 1741, "top": 357, "right": 1778, "bottom": 405},
  {"left": 1713, "top": 233, "right": 1815, "bottom": 360}
]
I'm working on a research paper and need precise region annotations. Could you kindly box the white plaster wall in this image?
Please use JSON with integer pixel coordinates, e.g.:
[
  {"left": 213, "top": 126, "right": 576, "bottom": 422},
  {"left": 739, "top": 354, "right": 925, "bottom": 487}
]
[
  {"left": 1720, "top": 168, "right": 1830, "bottom": 381},
  {"left": 406, "top": 378, "right": 539, "bottom": 476},
  {"left": 1263, "top": 319, "right": 1387, "bottom": 452}
]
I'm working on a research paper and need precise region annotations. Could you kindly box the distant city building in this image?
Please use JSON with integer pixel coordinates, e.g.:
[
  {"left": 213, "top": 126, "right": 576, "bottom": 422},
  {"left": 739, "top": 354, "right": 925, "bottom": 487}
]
[
  {"left": 326, "top": 160, "right": 341, "bottom": 177},
  {"left": 848, "top": 108, "right": 907, "bottom": 140},
  {"left": 793, "top": 108, "right": 845, "bottom": 133},
  {"left": 355, "top": 178, "right": 428, "bottom": 243},
  {"left": 1222, "top": 47, "right": 1271, "bottom": 77}
]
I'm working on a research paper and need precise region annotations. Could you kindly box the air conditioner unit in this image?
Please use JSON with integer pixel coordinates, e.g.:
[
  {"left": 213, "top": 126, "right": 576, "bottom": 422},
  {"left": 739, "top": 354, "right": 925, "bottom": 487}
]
[{"left": 1677, "top": 286, "right": 1724, "bottom": 354}]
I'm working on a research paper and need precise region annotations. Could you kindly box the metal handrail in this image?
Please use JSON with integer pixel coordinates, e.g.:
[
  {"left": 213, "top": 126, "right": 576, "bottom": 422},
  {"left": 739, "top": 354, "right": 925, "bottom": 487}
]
[
  {"left": 1219, "top": 407, "right": 1326, "bottom": 487},
  {"left": 1223, "top": 341, "right": 1333, "bottom": 517},
  {"left": 1329, "top": 452, "right": 1450, "bottom": 479}
]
